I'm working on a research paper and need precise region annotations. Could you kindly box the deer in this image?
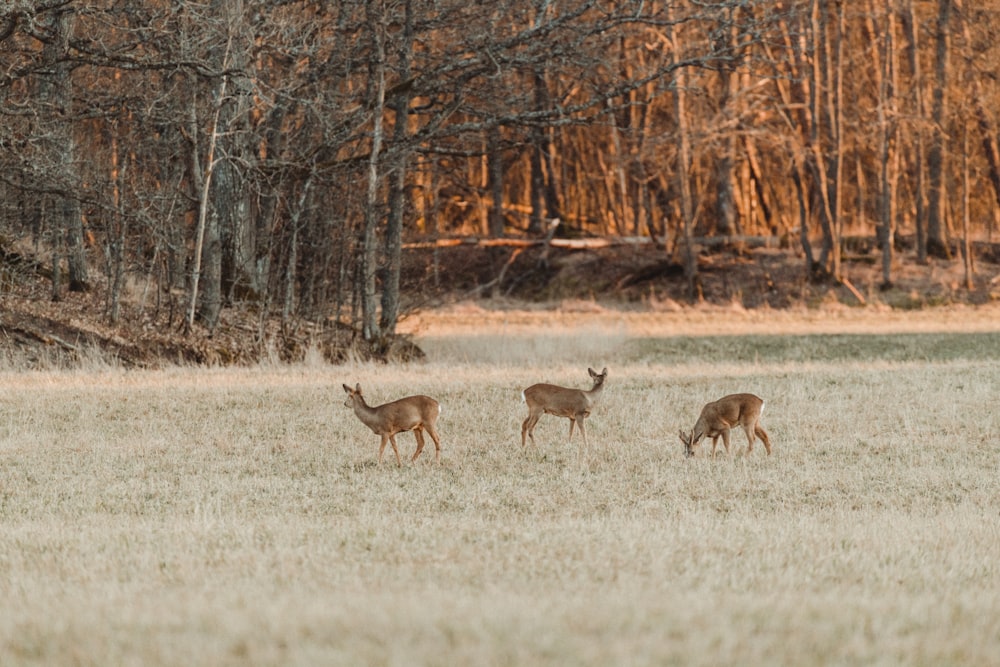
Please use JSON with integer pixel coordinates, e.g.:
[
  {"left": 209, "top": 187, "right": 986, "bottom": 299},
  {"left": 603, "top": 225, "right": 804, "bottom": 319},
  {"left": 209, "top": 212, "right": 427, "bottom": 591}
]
[
  {"left": 342, "top": 384, "right": 442, "bottom": 465},
  {"left": 521, "top": 367, "right": 608, "bottom": 449},
  {"left": 679, "top": 393, "right": 772, "bottom": 458}
]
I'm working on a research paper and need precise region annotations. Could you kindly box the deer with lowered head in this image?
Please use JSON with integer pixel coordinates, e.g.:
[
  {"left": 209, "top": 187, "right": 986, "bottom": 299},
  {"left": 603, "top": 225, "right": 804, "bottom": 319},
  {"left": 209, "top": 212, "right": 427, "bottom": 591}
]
[
  {"left": 521, "top": 367, "right": 607, "bottom": 448},
  {"left": 679, "top": 393, "right": 772, "bottom": 458},
  {"left": 343, "top": 383, "right": 442, "bottom": 465}
]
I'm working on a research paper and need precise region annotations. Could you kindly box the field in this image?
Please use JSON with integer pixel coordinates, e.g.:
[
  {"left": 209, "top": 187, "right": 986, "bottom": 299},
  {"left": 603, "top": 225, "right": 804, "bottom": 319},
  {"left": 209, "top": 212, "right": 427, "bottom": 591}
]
[{"left": 2, "top": 303, "right": 1000, "bottom": 666}]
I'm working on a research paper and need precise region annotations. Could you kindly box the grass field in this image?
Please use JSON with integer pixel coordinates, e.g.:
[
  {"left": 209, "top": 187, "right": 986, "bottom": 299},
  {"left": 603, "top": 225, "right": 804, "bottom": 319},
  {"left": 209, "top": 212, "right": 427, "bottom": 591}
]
[{"left": 2, "top": 305, "right": 1000, "bottom": 665}]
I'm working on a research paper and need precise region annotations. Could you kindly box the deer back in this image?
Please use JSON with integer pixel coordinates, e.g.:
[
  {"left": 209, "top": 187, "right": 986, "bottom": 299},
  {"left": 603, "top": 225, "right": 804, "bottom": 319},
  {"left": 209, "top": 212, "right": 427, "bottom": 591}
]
[
  {"left": 702, "top": 393, "right": 763, "bottom": 431},
  {"left": 523, "top": 383, "right": 592, "bottom": 414},
  {"left": 372, "top": 395, "right": 439, "bottom": 431},
  {"left": 522, "top": 367, "right": 606, "bottom": 416}
]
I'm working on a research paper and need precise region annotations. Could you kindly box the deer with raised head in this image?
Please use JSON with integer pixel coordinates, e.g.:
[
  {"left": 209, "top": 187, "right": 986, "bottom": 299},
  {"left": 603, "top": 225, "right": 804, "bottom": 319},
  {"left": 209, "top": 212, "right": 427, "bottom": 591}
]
[
  {"left": 679, "top": 393, "right": 772, "bottom": 458},
  {"left": 521, "top": 367, "right": 607, "bottom": 448},
  {"left": 342, "top": 384, "right": 442, "bottom": 465}
]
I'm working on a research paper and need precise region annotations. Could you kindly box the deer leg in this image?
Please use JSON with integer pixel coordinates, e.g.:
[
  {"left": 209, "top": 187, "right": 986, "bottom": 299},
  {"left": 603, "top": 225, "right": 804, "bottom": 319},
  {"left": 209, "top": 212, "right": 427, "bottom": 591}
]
[
  {"left": 567, "top": 418, "right": 576, "bottom": 441},
  {"left": 710, "top": 436, "right": 718, "bottom": 458},
  {"left": 522, "top": 412, "right": 540, "bottom": 448},
  {"left": 721, "top": 429, "right": 731, "bottom": 456},
  {"left": 743, "top": 422, "right": 756, "bottom": 454},
  {"left": 388, "top": 434, "right": 403, "bottom": 466},
  {"left": 377, "top": 434, "right": 389, "bottom": 464},
  {"left": 425, "top": 423, "right": 442, "bottom": 462},
  {"left": 412, "top": 427, "right": 426, "bottom": 462},
  {"left": 755, "top": 424, "right": 772, "bottom": 455},
  {"left": 578, "top": 417, "right": 588, "bottom": 448}
]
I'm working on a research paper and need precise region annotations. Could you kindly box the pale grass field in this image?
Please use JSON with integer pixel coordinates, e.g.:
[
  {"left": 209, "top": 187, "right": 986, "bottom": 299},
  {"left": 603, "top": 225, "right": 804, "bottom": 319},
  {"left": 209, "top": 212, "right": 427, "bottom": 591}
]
[{"left": 2, "top": 305, "right": 1000, "bottom": 665}]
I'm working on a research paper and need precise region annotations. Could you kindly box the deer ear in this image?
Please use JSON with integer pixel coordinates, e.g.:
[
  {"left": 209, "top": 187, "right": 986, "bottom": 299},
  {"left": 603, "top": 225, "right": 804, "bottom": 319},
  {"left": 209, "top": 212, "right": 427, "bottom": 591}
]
[
  {"left": 343, "top": 384, "right": 352, "bottom": 394},
  {"left": 355, "top": 383, "right": 362, "bottom": 393},
  {"left": 601, "top": 367, "right": 608, "bottom": 376},
  {"left": 588, "top": 367, "right": 597, "bottom": 377}
]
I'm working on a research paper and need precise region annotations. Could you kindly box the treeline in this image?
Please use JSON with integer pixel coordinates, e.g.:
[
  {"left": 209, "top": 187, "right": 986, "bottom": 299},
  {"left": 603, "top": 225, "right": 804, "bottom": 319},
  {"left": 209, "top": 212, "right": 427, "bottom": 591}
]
[{"left": 1, "top": 1, "right": 998, "bottom": 343}]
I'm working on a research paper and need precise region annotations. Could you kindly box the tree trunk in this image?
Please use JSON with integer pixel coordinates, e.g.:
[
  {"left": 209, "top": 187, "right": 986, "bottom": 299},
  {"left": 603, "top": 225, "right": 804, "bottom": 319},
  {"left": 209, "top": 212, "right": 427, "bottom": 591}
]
[
  {"left": 380, "top": 0, "right": 414, "bottom": 336},
  {"left": 108, "top": 122, "right": 127, "bottom": 323},
  {"left": 808, "top": 0, "right": 838, "bottom": 278},
  {"left": 875, "top": 1, "right": 898, "bottom": 288},
  {"left": 954, "top": 0, "right": 1000, "bottom": 216},
  {"left": 39, "top": 9, "right": 89, "bottom": 296},
  {"left": 768, "top": 14, "right": 816, "bottom": 272},
  {"left": 670, "top": 9, "right": 699, "bottom": 302},
  {"left": 927, "top": 0, "right": 953, "bottom": 259},
  {"left": 903, "top": 0, "right": 928, "bottom": 262},
  {"left": 216, "top": 1, "right": 254, "bottom": 311},
  {"left": 361, "top": 1, "right": 387, "bottom": 343},
  {"left": 188, "top": 53, "right": 227, "bottom": 333},
  {"left": 962, "top": 123, "right": 974, "bottom": 289},
  {"left": 487, "top": 126, "right": 505, "bottom": 237},
  {"left": 829, "top": 1, "right": 846, "bottom": 280},
  {"left": 282, "top": 173, "right": 313, "bottom": 326},
  {"left": 528, "top": 73, "right": 547, "bottom": 236},
  {"left": 192, "top": 1, "right": 252, "bottom": 332},
  {"left": 714, "top": 8, "right": 740, "bottom": 237}
]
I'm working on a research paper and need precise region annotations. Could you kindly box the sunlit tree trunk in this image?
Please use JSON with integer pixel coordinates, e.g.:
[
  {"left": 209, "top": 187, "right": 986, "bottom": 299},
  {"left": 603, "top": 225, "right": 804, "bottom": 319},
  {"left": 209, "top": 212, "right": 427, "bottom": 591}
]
[
  {"left": 670, "top": 8, "right": 699, "bottom": 302},
  {"left": 714, "top": 12, "right": 739, "bottom": 237},
  {"left": 808, "top": 0, "right": 838, "bottom": 278},
  {"left": 874, "top": 1, "right": 899, "bottom": 289},
  {"left": 961, "top": 123, "right": 974, "bottom": 289},
  {"left": 486, "top": 126, "right": 505, "bottom": 237},
  {"left": 770, "top": 10, "right": 817, "bottom": 272},
  {"left": 829, "top": 1, "right": 846, "bottom": 280},
  {"left": 954, "top": 0, "right": 1000, "bottom": 225},
  {"left": 902, "top": 0, "right": 928, "bottom": 262}
]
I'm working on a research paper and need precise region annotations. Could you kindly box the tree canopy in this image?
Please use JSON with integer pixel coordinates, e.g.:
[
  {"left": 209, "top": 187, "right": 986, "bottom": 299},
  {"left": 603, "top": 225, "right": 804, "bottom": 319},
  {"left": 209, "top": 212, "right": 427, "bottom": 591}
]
[{"left": 2, "top": 1, "right": 998, "bottom": 352}]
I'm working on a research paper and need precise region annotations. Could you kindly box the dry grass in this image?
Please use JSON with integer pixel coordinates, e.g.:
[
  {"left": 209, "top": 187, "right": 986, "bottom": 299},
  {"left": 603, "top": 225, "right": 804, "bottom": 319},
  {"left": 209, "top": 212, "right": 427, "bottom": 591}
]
[{"left": 3, "top": 305, "right": 1000, "bottom": 665}]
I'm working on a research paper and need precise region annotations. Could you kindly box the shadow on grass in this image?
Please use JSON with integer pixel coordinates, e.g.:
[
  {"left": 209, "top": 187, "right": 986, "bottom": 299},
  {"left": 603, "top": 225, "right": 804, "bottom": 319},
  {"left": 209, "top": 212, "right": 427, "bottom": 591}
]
[{"left": 623, "top": 332, "right": 1000, "bottom": 365}]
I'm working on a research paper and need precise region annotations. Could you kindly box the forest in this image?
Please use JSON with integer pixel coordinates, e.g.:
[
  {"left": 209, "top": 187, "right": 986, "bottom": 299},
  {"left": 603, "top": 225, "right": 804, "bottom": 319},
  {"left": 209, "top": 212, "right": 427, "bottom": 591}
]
[{"left": 1, "top": 0, "right": 998, "bottom": 359}]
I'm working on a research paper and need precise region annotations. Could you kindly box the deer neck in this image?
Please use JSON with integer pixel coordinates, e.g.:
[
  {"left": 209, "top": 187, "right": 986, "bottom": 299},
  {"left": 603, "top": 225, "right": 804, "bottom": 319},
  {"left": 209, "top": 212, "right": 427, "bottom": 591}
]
[
  {"left": 692, "top": 416, "right": 711, "bottom": 442},
  {"left": 351, "top": 396, "right": 382, "bottom": 429},
  {"left": 585, "top": 380, "right": 605, "bottom": 405}
]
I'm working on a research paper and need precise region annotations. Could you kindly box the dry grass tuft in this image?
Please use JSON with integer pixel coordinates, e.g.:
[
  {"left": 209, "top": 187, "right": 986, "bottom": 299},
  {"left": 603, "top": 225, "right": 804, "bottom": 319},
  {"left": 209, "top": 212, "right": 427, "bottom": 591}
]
[{"left": 2, "top": 306, "right": 1000, "bottom": 664}]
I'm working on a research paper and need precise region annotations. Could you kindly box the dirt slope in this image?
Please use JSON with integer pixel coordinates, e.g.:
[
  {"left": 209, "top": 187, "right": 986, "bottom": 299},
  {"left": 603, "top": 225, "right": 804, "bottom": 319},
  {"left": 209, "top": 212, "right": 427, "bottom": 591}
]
[{"left": 3, "top": 240, "right": 999, "bottom": 368}]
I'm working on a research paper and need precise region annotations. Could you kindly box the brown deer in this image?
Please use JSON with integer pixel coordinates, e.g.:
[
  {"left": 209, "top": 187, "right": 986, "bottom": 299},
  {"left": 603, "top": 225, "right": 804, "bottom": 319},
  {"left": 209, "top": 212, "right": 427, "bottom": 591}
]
[
  {"left": 343, "top": 384, "right": 442, "bottom": 465},
  {"left": 679, "top": 393, "right": 772, "bottom": 458},
  {"left": 521, "top": 367, "right": 608, "bottom": 448}
]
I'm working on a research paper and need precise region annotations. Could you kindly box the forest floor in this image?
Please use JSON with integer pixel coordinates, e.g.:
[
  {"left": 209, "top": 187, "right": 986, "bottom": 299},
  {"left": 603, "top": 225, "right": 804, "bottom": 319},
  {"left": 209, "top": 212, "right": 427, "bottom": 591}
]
[{"left": 2, "top": 238, "right": 1000, "bottom": 369}]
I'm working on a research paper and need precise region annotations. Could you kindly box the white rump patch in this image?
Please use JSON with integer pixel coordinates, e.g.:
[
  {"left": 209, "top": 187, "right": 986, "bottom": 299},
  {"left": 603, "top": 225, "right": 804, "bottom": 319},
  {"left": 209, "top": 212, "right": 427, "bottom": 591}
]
[
  {"left": 760, "top": 400, "right": 765, "bottom": 415},
  {"left": 520, "top": 390, "right": 526, "bottom": 403}
]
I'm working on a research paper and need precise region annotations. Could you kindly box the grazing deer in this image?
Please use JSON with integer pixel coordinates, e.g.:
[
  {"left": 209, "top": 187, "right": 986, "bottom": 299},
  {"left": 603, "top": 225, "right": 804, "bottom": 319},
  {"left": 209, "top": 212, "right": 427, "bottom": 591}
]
[
  {"left": 342, "top": 384, "right": 442, "bottom": 465},
  {"left": 521, "top": 367, "right": 608, "bottom": 448},
  {"left": 679, "top": 393, "right": 772, "bottom": 458}
]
